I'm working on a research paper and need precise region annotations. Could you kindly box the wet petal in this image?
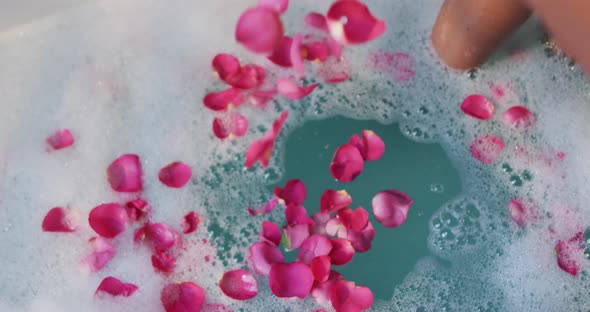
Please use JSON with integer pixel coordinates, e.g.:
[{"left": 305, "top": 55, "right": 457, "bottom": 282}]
[
  {"left": 285, "top": 204, "right": 313, "bottom": 225},
  {"left": 159, "top": 161, "right": 192, "bottom": 188},
  {"left": 248, "top": 241, "right": 285, "bottom": 276},
  {"left": 182, "top": 211, "right": 201, "bottom": 234},
  {"left": 135, "top": 222, "right": 181, "bottom": 252},
  {"left": 277, "top": 78, "right": 318, "bottom": 100},
  {"left": 213, "top": 113, "right": 249, "bottom": 140},
  {"left": 89, "top": 203, "right": 129, "bottom": 238},
  {"left": 152, "top": 251, "right": 177, "bottom": 274},
  {"left": 247, "top": 89, "right": 277, "bottom": 109},
  {"left": 258, "top": 0, "right": 289, "bottom": 14},
  {"left": 282, "top": 223, "right": 310, "bottom": 251},
  {"left": 347, "top": 221, "right": 375, "bottom": 252},
  {"left": 317, "top": 57, "right": 350, "bottom": 83},
  {"left": 42, "top": 207, "right": 78, "bottom": 232},
  {"left": 337, "top": 207, "right": 369, "bottom": 232},
  {"left": 125, "top": 198, "right": 150, "bottom": 222},
  {"left": 245, "top": 111, "right": 289, "bottom": 169},
  {"left": 269, "top": 262, "right": 314, "bottom": 298},
  {"left": 95, "top": 277, "right": 138, "bottom": 298},
  {"left": 261, "top": 221, "right": 282, "bottom": 246},
  {"left": 330, "top": 144, "right": 364, "bottom": 182},
  {"left": 311, "top": 270, "right": 343, "bottom": 305},
  {"left": 274, "top": 179, "right": 307, "bottom": 206},
  {"left": 203, "top": 88, "right": 243, "bottom": 112},
  {"left": 460, "top": 94, "right": 494, "bottom": 120},
  {"left": 320, "top": 189, "right": 353, "bottom": 214},
  {"left": 361, "top": 130, "right": 385, "bottom": 161},
  {"left": 371, "top": 190, "right": 413, "bottom": 228},
  {"left": 304, "top": 42, "right": 329, "bottom": 62},
  {"left": 304, "top": 12, "right": 329, "bottom": 32},
  {"left": 328, "top": 238, "right": 355, "bottom": 265},
  {"left": 236, "top": 7, "right": 284, "bottom": 54},
  {"left": 310, "top": 255, "right": 331, "bottom": 283},
  {"left": 290, "top": 33, "right": 305, "bottom": 76},
  {"left": 326, "top": 0, "right": 386, "bottom": 45},
  {"left": 82, "top": 237, "right": 115, "bottom": 273},
  {"left": 46, "top": 129, "right": 74, "bottom": 150},
  {"left": 247, "top": 198, "right": 278, "bottom": 216},
  {"left": 268, "top": 36, "right": 294, "bottom": 67},
  {"left": 329, "top": 280, "right": 374, "bottom": 312},
  {"left": 212, "top": 53, "right": 241, "bottom": 81},
  {"left": 470, "top": 135, "right": 505, "bottom": 164},
  {"left": 297, "top": 234, "right": 333, "bottom": 264},
  {"left": 502, "top": 106, "right": 535, "bottom": 127},
  {"left": 161, "top": 282, "right": 205, "bottom": 312},
  {"left": 107, "top": 154, "right": 143, "bottom": 192},
  {"left": 219, "top": 269, "right": 258, "bottom": 300}
]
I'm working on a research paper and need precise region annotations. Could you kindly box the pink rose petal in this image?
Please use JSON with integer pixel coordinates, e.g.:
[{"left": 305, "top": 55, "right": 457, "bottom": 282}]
[
  {"left": 361, "top": 130, "right": 385, "bottom": 161},
  {"left": 304, "top": 12, "right": 329, "bottom": 32},
  {"left": 236, "top": 7, "right": 284, "bottom": 54},
  {"left": 277, "top": 78, "right": 318, "bottom": 100},
  {"left": 125, "top": 198, "right": 150, "bottom": 222},
  {"left": 502, "top": 106, "right": 535, "bottom": 127},
  {"left": 159, "top": 161, "right": 192, "bottom": 188},
  {"left": 274, "top": 179, "right": 307, "bottom": 206},
  {"left": 161, "top": 282, "right": 205, "bottom": 312},
  {"left": 369, "top": 51, "right": 415, "bottom": 82},
  {"left": 219, "top": 269, "right": 258, "bottom": 300},
  {"left": 46, "top": 129, "right": 74, "bottom": 150},
  {"left": 225, "top": 65, "right": 266, "bottom": 90},
  {"left": 326, "top": 0, "right": 386, "bottom": 45},
  {"left": 182, "top": 211, "right": 201, "bottom": 234},
  {"left": 325, "top": 217, "right": 348, "bottom": 238},
  {"left": 371, "top": 190, "right": 413, "bottom": 228},
  {"left": 317, "top": 56, "right": 350, "bottom": 83},
  {"left": 269, "top": 262, "right": 314, "bottom": 298},
  {"left": 95, "top": 276, "right": 138, "bottom": 298},
  {"left": 310, "top": 255, "right": 331, "bottom": 283},
  {"left": 347, "top": 221, "right": 375, "bottom": 252},
  {"left": 248, "top": 241, "right": 285, "bottom": 276},
  {"left": 212, "top": 53, "right": 241, "bottom": 81},
  {"left": 261, "top": 221, "right": 282, "bottom": 246},
  {"left": 285, "top": 204, "right": 314, "bottom": 225},
  {"left": 311, "top": 211, "right": 331, "bottom": 235},
  {"left": 245, "top": 111, "right": 289, "bottom": 169},
  {"left": 107, "top": 154, "right": 143, "bottom": 193},
  {"left": 42, "top": 207, "right": 77, "bottom": 233},
  {"left": 282, "top": 223, "right": 310, "bottom": 251},
  {"left": 203, "top": 88, "right": 244, "bottom": 112},
  {"left": 202, "top": 304, "right": 233, "bottom": 312},
  {"left": 337, "top": 207, "right": 369, "bottom": 232},
  {"left": 304, "top": 42, "right": 329, "bottom": 62},
  {"left": 134, "top": 222, "right": 181, "bottom": 252},
  {"left": 328, "top": 238, "right": 355, "bottom": 265},
  {"left": 311, "top": 270, "right": 343, "bottom": 305},
  {"left": 290, "top": 33, "right": 305, "bottom": 76},
  {"left": 555, "top": 232, "right": 584, "bottom": 276},
  {"left": 258, "top": 0, "right": 289, "bottom": 14},
  {"left": 247, "top": 198, "right": 278, "bottom": 216},
  {"left": 508, "top": 199, "right": 538, "bottom": 228},
  {"left": 89, "top": 203, "right": 129, "bottom": 238},
  {"left": 461, "top": 94, "right": 494, "bottom": 120},
  {"left": 329, "top": 280, "right": 374, "bottom": 312},
  {"left": 268, "top": 36, "right": 294, "bottom": 67},
  {"left": 297, "top": 234, "right": 333, "bottom": 264},
  {"left": 82, "top": 237, "right": 115, "bottom": 273},
  {"left": 247, "top": 89, "right": 277, "bottom": 109},
  {"left": 320, "top": 189, "right": 353, "bottom": 214},
  {"left": 330, "top": 144, "right": 364, "bottom": 182},
  {"left": 470, "top": 135, "right": 505, "bottom": 164},
  {"left": 152, "top": 251, "right": 177, "bottom": 274},
  {"left": 213, "top": 113, "right": 249, "bottom": 140}
]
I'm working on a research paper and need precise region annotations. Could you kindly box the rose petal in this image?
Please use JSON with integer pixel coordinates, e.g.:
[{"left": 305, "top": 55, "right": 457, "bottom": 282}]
[
  {"left": 297, "top": 234, "right": 333, "bottom": 264},
  {"left": 247, "top": 89, "right": 277, "bottom": 109},
  {"left": 261, "top": 221, "right": 282, "bottom": 246},
  {"left": 337, "top": 207, "right": 369, "bottom": 232},
  {"left": 125, "top": 198, "right": 150, "bottom": 222},
  {"left": 42, "top": 207, "right": 77, "bottom": 232},
  {"left": 134, "top": 222, "right": 181, "bottom": 252},
  {"left": 555, "top": 233, "right": 584, "bottom": 276},
  {"left": 304, "top": 12, "right": 329, "bottom": 32},
  {"left": 310, "top": 255, "right": 331, "bottom": 283},
  {"left": 152, "top": 251, "right": 177, "bottom": 274},
  {"left": 371, "top": 190, "right": 413, "bottom": 228},
  {"left": 361, "top": 130, "right": 385, "bottom": 161},
  {"left": 107, "top": 154, "right": 143, "bottom": 193},
  {"left": 182, "top": 211, "right": 201, "bottom": 234},
  {"left": 317, "top": 56, "right": 350, "bottom": 83},
  {"left": 269, "top": 262, "right": 314, "bottom": 298},
  {"left": 161, "top": 282, "right": 205, "bottom": 312},
  {"left": 213, "top": 113, "right": 249, "bottom": 140},
  {"left": 212, "top": 53, "right": 241, "bottom": 81},
  {"left": 95, "top": 277, "right": 138, "bottom": 297},
  {"left": 245, "top": 111, "right": 289, "bottom": 169},
  {"left": 326, "top": 0, "right": 386, "bottom": 45},
  {"left": 347, "top": 221, "right": 375, "bottom": 252},
  {"left": 203, "top": 88, "right": 244, "bottom": 112},
  {"left": 290, "top": 33, "right": 305, "bottom": 76},
  {"left": 225, "top": 65, "right": 266, "bottom": 90},
  {"left": 460, "top": 94, "right": 494, "bottom": 120},
  {"left": 329, "top": 280, "right": 373, "bottom": 312},
  {"left": 219, "top": 269, "right": 258, "bottom": 300},
  {"left": 202, "top": 304, "right": 233, "bottom": 312},
  {"left": 330, "top": 144, "right": 364, "bottom": 182},
  {"left": 328, "top": 238, "right": 355, "bottom": 265},
  {"left": 268, "top": 36, "right": 294, "bottom": 67},
  {"left": 325, "top": 37, "right": 343, "bottom": 59},
  {"left": 470, "top": 135, "right": 505, "bottom": 164},
  {"left": 320, "top": 189, "right": 353, "bottom": 214},
  {"left": 159, "top": 161, "right": 192, "bottom": 188},
  {"left": 508, "top": 199, "right": 538, "bottom": 228},
  {"left": 502, "top": 106, "right": 535, "bottom": 127},
  {"left": 369, "top": 51, "right": 415, "bottom": 82},
  {"left": 325, "top": 217, "right": 348, "bottom": 238},
  {"left": 82, "top": 237, "right": 115, "bottom": 273},
  {"left": 247, "top": 198, "right": 279, "bottom": 216},
  {"left": 282, "top": 224, "right": 310, "bottom": 251},
  {"left": 311, "top": 211, "right": 331, "bottom": 235},
  {"left": 46, "top": 129, "right": 74, "bottom": 150},
  {"left": 258, "top": 0, "right": 289, "bottom": 14},
  {"left": 277, "top": 78, "right": 318, "bottom": 100},
  {"left": 304, "top": 42, "right": 329, "bottom": 62},
  {"left": 248, "top": 241, "right": 285, "bottom": 276},
  {"left": 285, "top": 204, "right": 314, "bottom": 225},
  {"left": 311, "top": 270, "right": 343, "bottom": 305},
  {"left": 89, "top": 203, "right": 129, "bottom": 238},
  {"left": 236, "top": 7, "right": 284, "bottom": 54},
  {"left": 274, "top": 179, "right": 307, "bottom": 206}
]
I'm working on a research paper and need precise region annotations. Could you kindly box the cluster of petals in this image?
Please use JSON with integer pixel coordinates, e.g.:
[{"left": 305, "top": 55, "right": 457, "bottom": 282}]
[{"left": 329, "top": 130, "right": 384, "bottom": 182}]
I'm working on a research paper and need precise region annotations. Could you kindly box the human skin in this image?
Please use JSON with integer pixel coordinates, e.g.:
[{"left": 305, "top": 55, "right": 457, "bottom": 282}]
[{"left": 431, "top": 0, "right": 590, "bottom": 74}]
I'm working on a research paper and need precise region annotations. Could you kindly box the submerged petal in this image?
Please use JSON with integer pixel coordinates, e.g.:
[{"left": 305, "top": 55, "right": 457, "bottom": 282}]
[
  {"left": 247, "top": 198, "right": 278, "bottom": 216},
  {"left": 320, "top": 189, "right": 353, "bottom": 214},
  {"left": 555, "top": 233, "right": 584, "bottom": 276},
  {"left": 274, "top": 179, "right": 307, "bottom": 206},
  {"left": 42, "top": 207, "right": 78, "bottom": 233},
  {"left": 470, "top": 135, "right": 505, "bottom": 164},
  {"left": 225, "top": 65, "right": 266, "bottom": 90},
  {"left": 337, "top": 207, "right": 369, "bottom": 232},
  {"left": 310, "top": 255, "right": 331, "bottom": 283},
  {"left": 46, "top": 129, "right": 74, "bottom": 150},
  {"left": 304, "top": 12, "right": 329, "bottom": 32},
  {"left": 219, "top": 269, "right": 258, "bottom": 300},
  {"left": 82, "top": 237, "right": 115, "bottom": 273},
  {"left": 248, "top": 241, "right": 285, "bottom": 276},
  {"left": 290, "top": 33, "right": 305, "bottom": 76},
  {"left": 107, "top": 154, "right": 143, "bottom": 192},
  {"left": 371, "top": 190, "right": 413, "bottom": 228},
  {"left": 95, "top": 277, "right": 138, "bottom": 298},
  {"left": 236, "top": 7, "right": 284, "bottom": 54},
  {"left": 161, "top": 282, "right": 205, "bottom": 312},
  {"left": 316, "top": 56, "right": 350, "bottom": 83},
  {"left": 330, "top": 144, "right": 364, "bottom": 182},
  {"left": 361, "top": 130, "right": 385, "bottom": 161},
  {"left": 152, "top": 251, "right": 177, "bottom": 274},
  {"left": 460, "top": 94, "right": 494, "bottom": 120},
  {"left": 326, "top": 0, "right": 386, "bottom": 45},
  {"left": 508, "top": 199, "right": 538, "bottom": 228},
  {"left": 159, "top": 161, "right": 192, "bottom": 188},
  {"left": 277, "top": 78, "right": 318, "bottom": 100},
  {"left": 269, "top": 262, "right": 314, "bottom": 298},
  {"left": 203, "top": 88, "right": 243, "bottom": 112},
  {"left": 89, "top": 203, "right": 129, "bottom": 238},
  {"left": 311, "top": 270, "right": 343, "bottom": 305},
  {"left": 502, "top": 106, "right": 535, "bottom": 127}
]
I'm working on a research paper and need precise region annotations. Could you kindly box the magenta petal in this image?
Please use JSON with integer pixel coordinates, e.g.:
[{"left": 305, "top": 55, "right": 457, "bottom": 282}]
[
  {"left": 304, "top": 42, "right": 329, "bottom": 62},
  {"left": 47, "top": 129, "right": 74, "bottom": 150},
  {"left": 95, "top": 277, "right": 138, "bottom": 297},
  {"left": 330, "top": 144, "right": 364, "bottom": 182},
  {"left": 329, "top": 280, "right": 374, "bottom": 312},
  {"left": 219, "top": 269, "right": 258, "bottom": 300},
  {"left": 268, "top": 36, "right": 294, "bottom": 67},
  {"left": 225, "top": 65, "right": 266, "bottom": 90},
  {"left": 502, "top": 106, "right": 535, "bottom": 127},
  {"left": 274, "top": 179, "right": 307, "bottom": 206},
  {"left": 317, "top": 56, "right": 350, "bottom": 83},
  {"left": 269, "top": 262, "right": 314, "bottom": 298},
  {"left": 297, "top": 234, "right": 333, "bottom": 264},
  {"left": 203, "top": 88, "right": 243, "bottom": 112},
  {"left": 285, "top": 204, "right": 313, "bottom": 225},
  {"left": 347, "top": 221, "right": 375, "bottom": 252},
  {"left": 42, "top": 207, "right": 77, "bottom": 232},
  {"left": 125, "top": 198, "right": 150, "bottom": 222},
  {"left": 470, "top": 135, "right": 505, "bottom": 164},
  {"left": 328, "top": 238, "right": 355, "bottom": 265},
  {"left": 361, "top": 130, "right": 385, "bottom": 161},
  {"left": 161, "top": 282, "right": 205, "bottom": 312},
  {"left": 261, "top": 221, "right": 282, "bottom": 246},
  {"left": 337, "top": 207, "right": 369, "bottom": 232},
  {"left": 152, "top": 251, "right": 177, "bottom": 274},
  {"left": 277, "top": 78, "right": 318, "bottom": 100},
  {"left": 320, "top": 189, "right": 353, "bottom": 214},
  {"left": 82, "top": 237, "right": 115, "bottom": 272},
  {"left": 555, "top": 234, "right": 584, "bottom": 276},
  {"left": 310, "top": 255, "right": 331, "bottom": 283},
  {"left": 325, "top": 217, "right": 348, "bottom": 238},
  {"left": 212, "top": 53, "right": 241, "bottom": 81},
  {"left": 107, "top": 154, "right": 143, "bottom": 192},
  {"left": 213, "top": 113, "right": 249, "bottom": 140},
  {"left": 282, "top": 224, "right": 310, "bottom": 251},
  {"left": 159, "top": 161, "right": 192, "bottom": 188},
  {"left": 460, "top": 94, "right": 494, "bottom": 120},
  {"left": 290, "top": 33, "right": 305, "bottom": 76},
  {"left": 182, "top": 211, "right": 201, "bottom": 234},
  {"left": 311, "top": 211, "right": 331, "bottom": 235},
  {"left": 248, "top": 241, "right": 285, "bottom": 276},
  {"left": 304, "top": 12, "right": 329, "bottom": 32},
  {"left": 202, "top": 304, "right": 233, "bottom": 312},
  {"left": 311, "top": 270, "right": 343, "bottom": 305},
  {"left": 258, "top": 0, "right": 289, "bottom": 14},
  {"left": 371, "top": 190, "right": 412, "bottom": 228},
  {"left": 507, "top": 199, "right": 538, "bottom": 228},
  {"left": 135, "top": 222, "right": 180, "bottom": 252},
  {"left": 236, "top": 7, "right": 284, "bottom": 54},
  {"left": 247, "top": 89, "right": 277, "bottom": 109},
  {"left": 326, "top": 0, "right": 386, "bottom": 45},
  {"left": 89, "top": 203, "right": 129, "bottom": 238},
  {"left": 248, "top": 198, "right": 278, "bottom": 216},
  {"left": 245, "top": 111, "right": 288, "bottom": 169}
]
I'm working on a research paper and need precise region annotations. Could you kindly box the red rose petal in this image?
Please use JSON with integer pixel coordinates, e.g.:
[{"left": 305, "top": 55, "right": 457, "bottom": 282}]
[
  {"left": 107, "top": 154, "right": 143, "bottom": 193},
  {"left": 311, "top": 211, "right": 331, "bottom": 235},
  {"left": 502, "top": 106, "right": 535, "bottom": 127},
  {"left": 330, "top": 144, "right": 364, "bottom": 182},
  {"left": 337, "top": 207, "right": 369, "bottom": 232},
  {"left": 248, "top": 241, "right": 285, "bottom": 276},
  {"left": 269, "top": 262, "right": 314, "bottom": 298},
  {"left": 261, "top": 221, "right": 282, "bottom": 246},
  {"left": 247, "top": 89, "right": 277, "bottom": 109},
  {"left": 125, "top": 198, "right": 150, "bottom": 222},
  {"left": 304, "top": 41, "right": 329, "bottom": 62},
  {"left": 182, "top": 211, "right": 201, "bottom": 234},
  {"left": 134, "top": 222, "right": 180, "bottom": 252},
  {"left": 42, "top": 207, "right": 77, "bottom": 232},
  {"left": 329, "top": 280, "right": 374, "bottom": 312},
  {"left": 258, "top": 0, "right": 289, "bottom": 14},
  {"left": 225, "top": 65, "right": 266, "bottom": 90},
  {"left": 311, "top": 270, "right": 343, "bottom": 305},
  {"left": 236, "top": 7, "right": 284, "bottom": 54},
  {"left": 277, "top": 78, "right": 318, "bottom": 100},
  {"left": 328, "top": 238, "right": 355, "bottom": 265},
  {"left": 347, "top": 221, "right": 375, "bottom": 252},
  {"left": 245, "top": 111, "right": 288, "bottom": 169},
  {"left": 361, "top": 130, "right": 385, "bottom": 161},
  {"left": 326, "top": 0, "right": 386, "bottom": 45},
  {"left": 152, "top": 251, "right": 177, "bottom": 274},
  {"left": 247, "top": 198, "right": 278, "bottom": 216},
  {"left": 213, "top": 113, "right": 249, "bottom": 140},
  {"left": 310, "top": 255, "right": 331, "bottom": 283},
  {"left": 89, "top": 203, "right": 129, "bottom": 238},
  {"left": 46, "top": 129, "right": 74, "bottom": 150},
  {"left": 555, "top": 233, "right": 584, "bottom": 276},
  {"left": 282, "top": 223, "right": 310, "bottom": 251},
  {"left": 297, "top": 234, "right": 333, "bottom": 264},
  {"left": 95, "top": 276, "right": 138, "bottom": 297},
  {"left": 325, "top": 217, "right": 348, "bottom": 238},
  {"left": 371, "top": 190, "right": 413, "bottom": 228},
  {"left": 304, "top": 12, "right": 329, "bottom": 33},
  {"left": 161, "top": 282, "right": 205, "bottom": 312},
  {"left": 268, "top": 36, "right": 294, "bottom": 67},
  {"left": 461, "top": 94, "right": 494, "bottom": 120},
  {"left": 320, "top": 189, "right": 353, "bottom": 214},
  {"left": 285, "top": 204, "right": 314, "bottom": 225},
  {"left": 219, "top": 269, "right": 258, "bottom": 300},
  {"left": 290, "top": 33, "right": 305, "bottom": 76},
  {"left": 470, "top": 135, "right": 505, "bottom": 164},
  {"left": 212, "top": 53, "right": 241, "bottom": 81},
  {"left": 203, "top": 88, "right": 243, "bottom": 112},
  {"left": 159, "top": 161, "right": 192, "bottom": 188},
  {"left": 274, "top": 179, "right": 307, "bottom": 206},
  {"left": 82, "top": 236, "right": 115, "bottom": 273}
]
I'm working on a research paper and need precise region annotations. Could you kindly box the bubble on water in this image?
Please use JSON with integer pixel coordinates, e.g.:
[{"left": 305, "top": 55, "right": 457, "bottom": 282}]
[{"left": 430, "top": 183, "right": 444, "bottom": 194}]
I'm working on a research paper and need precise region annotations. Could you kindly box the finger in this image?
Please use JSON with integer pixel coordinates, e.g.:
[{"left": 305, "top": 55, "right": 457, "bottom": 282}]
[{"left": 431, "top": 0, "right": 531, "bottom": 70}]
